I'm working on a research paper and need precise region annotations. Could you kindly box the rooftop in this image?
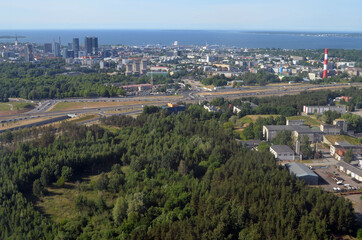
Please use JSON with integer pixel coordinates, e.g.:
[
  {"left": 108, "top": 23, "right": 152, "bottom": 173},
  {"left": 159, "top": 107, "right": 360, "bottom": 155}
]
[
  {"left": 270, "top": 145, "right": 294, "bottom": 153},
  {"left": 286, "top": 162, "right": 318, "bottom": 178},
  {"left": 337, "top": 161, "right": 362, "bottom": 177},
  {"left": 264, "top": 125, "right": 311, "bottom": 132},
  {"left": 336, "top": 141, "right": 354, "bottom": 148}
]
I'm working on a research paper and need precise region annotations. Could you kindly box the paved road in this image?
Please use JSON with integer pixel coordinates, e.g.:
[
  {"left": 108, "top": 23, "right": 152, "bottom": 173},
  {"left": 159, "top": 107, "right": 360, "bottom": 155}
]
[{"left": 1, "top": 82, "right": 361, "bottom": 124}]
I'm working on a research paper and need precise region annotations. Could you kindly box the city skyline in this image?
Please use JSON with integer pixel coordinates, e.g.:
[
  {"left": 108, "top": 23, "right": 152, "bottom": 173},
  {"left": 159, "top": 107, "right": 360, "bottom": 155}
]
[{"left": 1, "top": 0, "right": 362, "bottom": 32}]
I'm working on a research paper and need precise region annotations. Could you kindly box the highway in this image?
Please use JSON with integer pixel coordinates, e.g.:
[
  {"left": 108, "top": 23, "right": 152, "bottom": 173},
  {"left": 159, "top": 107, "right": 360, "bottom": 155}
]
[{"left": 0, "top": 82, "right": 361, "bottom": 129}]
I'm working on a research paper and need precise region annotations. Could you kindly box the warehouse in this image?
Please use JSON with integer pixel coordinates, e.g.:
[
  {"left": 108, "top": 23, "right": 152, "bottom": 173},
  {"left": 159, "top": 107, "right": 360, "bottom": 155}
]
[
  {"left": 270, "top": 145, "right": 295, "bottom": 161},
  {"left": 285, "top": 162, "right": 319, "bottom": 185},
  {"left": 337, "top": 161, "right": 362, "bottom": 182}
]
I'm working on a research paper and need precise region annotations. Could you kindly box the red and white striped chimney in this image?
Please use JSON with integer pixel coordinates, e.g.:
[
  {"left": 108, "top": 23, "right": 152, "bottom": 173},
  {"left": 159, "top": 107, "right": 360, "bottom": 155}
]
[{"left": 323, "top": 48, "right": 328, "bottom": 79}]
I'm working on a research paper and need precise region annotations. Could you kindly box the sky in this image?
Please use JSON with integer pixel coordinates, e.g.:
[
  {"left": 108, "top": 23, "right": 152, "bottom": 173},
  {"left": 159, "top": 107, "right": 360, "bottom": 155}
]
[{"left": 1, "top": 0, "right": 361, "bottom": 32}]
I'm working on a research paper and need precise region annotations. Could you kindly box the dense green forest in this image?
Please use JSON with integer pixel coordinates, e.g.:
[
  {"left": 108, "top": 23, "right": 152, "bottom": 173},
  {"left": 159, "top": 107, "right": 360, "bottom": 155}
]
[{"left": 0, "top": 104, "right": 358, "bottom": 239}]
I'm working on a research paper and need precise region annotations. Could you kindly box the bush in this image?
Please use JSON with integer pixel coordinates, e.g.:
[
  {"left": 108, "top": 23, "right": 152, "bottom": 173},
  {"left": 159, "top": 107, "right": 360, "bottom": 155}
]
[{"left": 56, "top": 176, "right": 66, "bottom": 187}]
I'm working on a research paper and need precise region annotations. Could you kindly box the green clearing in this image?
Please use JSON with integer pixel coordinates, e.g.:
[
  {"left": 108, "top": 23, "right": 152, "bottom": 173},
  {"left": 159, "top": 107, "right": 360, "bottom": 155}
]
[
  {"left": 69, "top": 114, "right": 98, "bottom": 124},
  {"left": 324, "top": 135, "right": 361, "bottom": 145},
  {"left": 238, "top": 114, "right": 281, "bottom": 125},
  {"left": 286, "top": 115, "right": 322, "bottom": 126},
  {"left": 0, "top": 102, "right": 33, "bottom": 112},
  {"left": 37, "top": 174, "right": 118, "bottom": 223},
  {"left": 100, "top": 125, "right": 121, "bottom": 134}
]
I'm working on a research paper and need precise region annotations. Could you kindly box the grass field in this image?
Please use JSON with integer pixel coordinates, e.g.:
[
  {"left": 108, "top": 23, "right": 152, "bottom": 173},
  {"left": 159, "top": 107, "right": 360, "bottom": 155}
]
[
  {"left": 286, "top": 115, "right": 322, "bottom": 126},
  {"left": 37, "top": 174, "right": 118, "bottom": 223},
  {"left": 324, "top": 135, "right": 361, "bottom": 145},
  {"left": 49, "top": 101, "right": 157, "bottom": 112},
  {"left": 68, "top": 114, "right": 98, "bottom": 124},
  {"left": 238, "top": 115, "right": 281, "bottom": 125},
  {"left": 0, "top": 116, "right": 54, "bottom": 131},
  {"left": 37, "top": 165, "right": 134, "bottom": 222},
  {"left": 104, "top": 108, "right": 142, "bottom": 114},
  {"left": 0, "top": 102, "right": 34, "bottom": 115}
]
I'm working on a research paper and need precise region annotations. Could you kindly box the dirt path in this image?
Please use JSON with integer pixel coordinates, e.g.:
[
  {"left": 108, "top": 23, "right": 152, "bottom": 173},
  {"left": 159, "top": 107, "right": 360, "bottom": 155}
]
[{"left": 6, "top": 103, "right": 13, "bottom": 111}]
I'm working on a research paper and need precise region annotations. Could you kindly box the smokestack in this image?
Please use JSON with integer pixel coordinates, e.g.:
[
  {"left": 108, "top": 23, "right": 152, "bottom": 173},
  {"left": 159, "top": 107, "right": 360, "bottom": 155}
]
[
  {"left": 296, "top": 140, "right": 300, "bottom": 155},
  {"left": 323, "top": 48, "right": 328, "bottom": 79}
]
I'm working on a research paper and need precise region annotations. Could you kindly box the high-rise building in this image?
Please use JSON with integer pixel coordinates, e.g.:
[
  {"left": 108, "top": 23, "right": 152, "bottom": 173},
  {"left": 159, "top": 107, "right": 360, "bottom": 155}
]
[
  {"left": 133, "top": 61, "right": 141, "bottom": 75},
  {"left": 25, "top": 44, "right": 33, "bottom": 62},
  {"left": 85, "top": 37, "right": 92, "bottom": 55},
  {"left": 141, "top": 60, "right": 147, "bottom": 74},
  {"left": 61, "top": 49, "right": 74, "bottom": 59},
  {"left": 52, "top": 41, "right": 61, "bottom": 57},
  {"left": 125, "top": 63, "right": 133, "bottom": 76},
  {"left": 84, "top": 37, "right": 98, "bottom": 56},
  {"left": 91, "top": 37, "right": 98, "bottom": 55},
  {"left": 73, "top": 38, "right": 79, "bottom": 57},
  {"left": 44, "top": 43, "right": 52, "bottom": 53}
]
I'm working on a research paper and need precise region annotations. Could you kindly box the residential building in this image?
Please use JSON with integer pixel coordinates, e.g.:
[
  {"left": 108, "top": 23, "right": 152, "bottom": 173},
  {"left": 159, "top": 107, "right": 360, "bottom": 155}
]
[
  {"left": 25, "top": 44, "right": 33, "bottom": 62},
  {"left": 204, "top": 105, "right": 218, "bottom": 112}
]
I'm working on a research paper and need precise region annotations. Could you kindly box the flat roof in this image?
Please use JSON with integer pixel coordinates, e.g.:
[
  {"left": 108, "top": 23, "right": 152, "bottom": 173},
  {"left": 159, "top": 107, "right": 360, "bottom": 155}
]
[
  {"left": 337, "top": 161, "right": 362, "bottom": 177},
  {"left": 270, "top": 145, "right": 294, "bottom": 153},
  {"left": 264, "top": 125, "right": 312, "bottom": 132},
  {"left": 336, "top": 141, "right": 354, "bottom": 147},
  {"left": 286, "top": 162, "right": 318, "bottom": 178}
]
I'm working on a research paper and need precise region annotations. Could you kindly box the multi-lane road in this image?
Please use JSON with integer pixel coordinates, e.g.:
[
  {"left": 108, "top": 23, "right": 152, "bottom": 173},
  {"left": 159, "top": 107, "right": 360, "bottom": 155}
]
[{"left": 1, "top": 82, "right": 361, "bottom": 128}]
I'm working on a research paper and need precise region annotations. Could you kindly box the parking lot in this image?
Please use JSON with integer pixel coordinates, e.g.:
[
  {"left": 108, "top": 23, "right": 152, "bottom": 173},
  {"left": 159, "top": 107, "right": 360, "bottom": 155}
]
[
  {"left": 313, "top": 165, "right": 362, "bottom": 222},
  {"left": 313, "top": 165, "right": 362, "bottom": 192}
]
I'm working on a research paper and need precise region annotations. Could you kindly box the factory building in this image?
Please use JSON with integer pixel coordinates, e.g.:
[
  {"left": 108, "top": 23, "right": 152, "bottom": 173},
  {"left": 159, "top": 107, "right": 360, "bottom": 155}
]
[
  {"left": 337, "top": 161, "right": 362, "bottom": 182},
  {"left": 303, "top": 105, "right": 347, "bottom": 115},
  {"left": 270, "top": 145, "right": 296, "bottom": 161},
  {"left": 286, "top": 162, "right": 319, "bottom": 185}
]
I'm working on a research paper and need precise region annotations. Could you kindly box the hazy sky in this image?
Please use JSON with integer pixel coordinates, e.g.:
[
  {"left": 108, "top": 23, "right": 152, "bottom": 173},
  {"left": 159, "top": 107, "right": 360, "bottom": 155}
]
[{"left": 1, "top": 0, "right": 361, "bottom": 32}]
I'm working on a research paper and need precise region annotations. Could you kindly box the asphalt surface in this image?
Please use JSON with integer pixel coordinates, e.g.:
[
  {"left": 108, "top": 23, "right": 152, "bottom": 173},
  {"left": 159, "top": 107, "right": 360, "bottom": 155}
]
[{"left": 1, "top": 82, "right": 361, "bottom": 128}]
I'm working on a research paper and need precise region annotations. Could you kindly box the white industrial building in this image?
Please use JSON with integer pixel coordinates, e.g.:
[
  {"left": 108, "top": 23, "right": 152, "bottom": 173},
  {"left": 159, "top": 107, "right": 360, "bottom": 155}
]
[
  {"left": 303, "top": 105, "right": 347, "bottom": 115},
  {"left": 337, "top": 161, "right": 362, "bottom": 182},
  {"left": 270, "top": 145, "right": 296, "bottom": 161}
]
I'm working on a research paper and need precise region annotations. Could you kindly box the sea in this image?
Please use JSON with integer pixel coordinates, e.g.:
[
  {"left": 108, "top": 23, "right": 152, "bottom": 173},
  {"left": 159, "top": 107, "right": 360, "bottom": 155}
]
[{"left": 0, "top": 30, "right": 362, "bottom": 49}]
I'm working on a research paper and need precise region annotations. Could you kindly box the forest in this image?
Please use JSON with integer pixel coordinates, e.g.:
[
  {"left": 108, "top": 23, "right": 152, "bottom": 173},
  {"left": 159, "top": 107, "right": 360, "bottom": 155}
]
[
  {"left": 0, "top": 103, "right": 358, "bottom": 239},
  {"left": 0, "top": 60, "right": 176, "bottom": 101}
]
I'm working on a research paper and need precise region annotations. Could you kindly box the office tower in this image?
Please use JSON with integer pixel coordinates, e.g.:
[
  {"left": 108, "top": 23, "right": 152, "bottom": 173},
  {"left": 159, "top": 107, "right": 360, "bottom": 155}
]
[
  {"left": 44, "top": 43, "right": 52, "bottom": 53},
  {"left": 61, "top": 49, "right": 74, "bottom": 59},
  {"left": 53, "top": 41, "right": 61, "bottom": 57},
  {"left": 91, "top": 37, "right": 98, "bottom": 55},
  {"left": 25, "top": 44, "right": 33, "bottom": 62},
  {"left": 84, "top": 37, "right": 98, "bottom": 56},
  {"left": 73, "top": 38, "right": 79, "bottom": 57},
  {"left": 85, "top": 37, "right": 93, "bottom": 55}
]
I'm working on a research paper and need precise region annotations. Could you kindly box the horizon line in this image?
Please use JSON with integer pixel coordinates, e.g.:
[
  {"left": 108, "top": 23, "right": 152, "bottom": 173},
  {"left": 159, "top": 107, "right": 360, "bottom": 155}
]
[{"left": 0, "top": 29, "right": 362, "bottom": 34}]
